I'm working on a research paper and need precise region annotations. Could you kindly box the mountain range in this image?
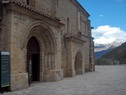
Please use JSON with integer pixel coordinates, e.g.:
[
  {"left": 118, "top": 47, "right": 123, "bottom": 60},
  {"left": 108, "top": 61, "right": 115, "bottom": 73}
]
[
  {"left": 94, "top": 41, "right": 122, "bottom": 59},
  {"left": 95, "top": 42, "right": 126, "bottom": 65}
]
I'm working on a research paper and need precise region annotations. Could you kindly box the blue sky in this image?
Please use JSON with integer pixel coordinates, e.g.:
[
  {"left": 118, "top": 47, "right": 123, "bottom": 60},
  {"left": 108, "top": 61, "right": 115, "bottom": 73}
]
[{"left": 77, "top": 0, "right": 126, "bottom": 44}]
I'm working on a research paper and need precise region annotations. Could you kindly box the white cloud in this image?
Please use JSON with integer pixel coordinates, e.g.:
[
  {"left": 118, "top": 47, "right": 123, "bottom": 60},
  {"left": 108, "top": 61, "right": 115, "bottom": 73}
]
[
  {"left": 99, "top": 15, "right": 104, "bottom": 17},
  {"left": 92, "top": 25, "right": 126, "bottom": 44}
]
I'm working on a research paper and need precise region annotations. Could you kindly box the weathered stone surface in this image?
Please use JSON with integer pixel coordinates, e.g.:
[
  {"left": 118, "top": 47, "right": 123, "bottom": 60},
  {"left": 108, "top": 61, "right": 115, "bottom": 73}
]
[{"left": 0, "top": 0, "right": 94, "bottom": 91}]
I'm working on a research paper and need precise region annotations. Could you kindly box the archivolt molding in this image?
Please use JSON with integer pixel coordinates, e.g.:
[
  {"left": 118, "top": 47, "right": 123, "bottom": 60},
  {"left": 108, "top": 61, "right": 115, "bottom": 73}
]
[
  {"left": 21, "top": 21, "right": 57, "bottom": 53},
  {"left": 75, "top": 50, "right": 83, "bottom": 62},
  {"left": 20, "top": 21, "right": 57, "bottom": 71}
]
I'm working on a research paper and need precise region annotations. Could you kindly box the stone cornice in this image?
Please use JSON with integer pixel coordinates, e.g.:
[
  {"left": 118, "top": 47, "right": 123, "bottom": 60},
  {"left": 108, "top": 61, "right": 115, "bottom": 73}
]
[
  {"left": 65, "top": 34, "right": 86, "bottom": 44},
  {"left": 79, "top": 32, "right": 94, "bottom": 39}
]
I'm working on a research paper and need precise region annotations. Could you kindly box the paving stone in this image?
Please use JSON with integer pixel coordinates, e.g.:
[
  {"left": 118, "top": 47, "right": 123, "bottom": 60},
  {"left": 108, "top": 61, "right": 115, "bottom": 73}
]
[{"left": 2, "top": 65, "right": 126, "bottom": 95}]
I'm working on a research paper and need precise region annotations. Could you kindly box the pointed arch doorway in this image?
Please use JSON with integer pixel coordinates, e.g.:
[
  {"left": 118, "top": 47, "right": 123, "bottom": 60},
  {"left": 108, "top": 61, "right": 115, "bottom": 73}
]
[
  {"left": 74, "top": 51, "right": 83, "bottom": 75},
  {"left": 27, "top": 37, "right": 40, "bottom": 84}
]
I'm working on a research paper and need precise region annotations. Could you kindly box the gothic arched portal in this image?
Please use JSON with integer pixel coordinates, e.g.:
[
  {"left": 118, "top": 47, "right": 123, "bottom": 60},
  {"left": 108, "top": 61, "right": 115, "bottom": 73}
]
[{"left": 24, "top": 21, "right": 57, "bottom": 84}]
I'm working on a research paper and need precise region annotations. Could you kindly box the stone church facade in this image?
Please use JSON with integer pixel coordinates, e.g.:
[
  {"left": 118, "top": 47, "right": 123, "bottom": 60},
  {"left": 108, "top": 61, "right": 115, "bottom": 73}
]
[{"left": 0, "top": 0, "right": 94, "bottom": 91}]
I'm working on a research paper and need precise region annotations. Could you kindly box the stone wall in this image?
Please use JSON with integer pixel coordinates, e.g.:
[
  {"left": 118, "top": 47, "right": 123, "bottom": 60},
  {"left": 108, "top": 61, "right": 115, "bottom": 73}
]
[
  {"left": 1, "top": 0, "right": 94, "bottom": 91},
  {"left": 2, "top": 4, "right": 63, "bottom": 90},
  {"left": 0, "top": 8, "right": 11, "bottom": 51}
]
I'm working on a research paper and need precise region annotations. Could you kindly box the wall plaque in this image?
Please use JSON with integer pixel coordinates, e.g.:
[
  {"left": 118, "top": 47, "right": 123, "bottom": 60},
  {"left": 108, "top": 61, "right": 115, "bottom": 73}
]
[{"left": 0, "top": 52, "right": 10, "bottom": 88}]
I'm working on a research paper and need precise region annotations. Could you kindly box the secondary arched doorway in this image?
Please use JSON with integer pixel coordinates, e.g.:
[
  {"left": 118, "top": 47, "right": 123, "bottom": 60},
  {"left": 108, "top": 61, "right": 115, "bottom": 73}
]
[
  {"left": 74, "top": 51, "right": 83, "bottom": 75},
  {"left": 27, "top": 37, "right": 40, "bottom": 84}
]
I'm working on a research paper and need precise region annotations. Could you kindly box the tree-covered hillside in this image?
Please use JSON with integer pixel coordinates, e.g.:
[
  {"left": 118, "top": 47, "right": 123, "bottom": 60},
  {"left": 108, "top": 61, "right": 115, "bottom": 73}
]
[{"left": 96, "top": 42, "right": 126, "bottom": 65}]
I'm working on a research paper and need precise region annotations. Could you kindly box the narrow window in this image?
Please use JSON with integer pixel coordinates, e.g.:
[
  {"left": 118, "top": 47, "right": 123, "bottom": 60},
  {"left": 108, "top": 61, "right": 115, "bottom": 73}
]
[
  {"left": 67, "top": 18, "right": 70, "bottom": 33},
  {"left": 27, "top": 0, "right": 30, "bottom": 5},
  {"left": 78, "top": 12, "right": 81, "bottom": 32}
]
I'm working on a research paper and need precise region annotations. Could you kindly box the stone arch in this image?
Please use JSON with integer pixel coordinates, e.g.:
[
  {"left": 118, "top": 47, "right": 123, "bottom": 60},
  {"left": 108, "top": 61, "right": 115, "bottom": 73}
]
[
  {"left": 74, "top": 51, "right": 83, "bottom": 75},
  {"left": 22, "top": 21, "right": 57, "bottom": 82},
  {"left": 21, "top": 21, "right": 57, "bottom": 51}
]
